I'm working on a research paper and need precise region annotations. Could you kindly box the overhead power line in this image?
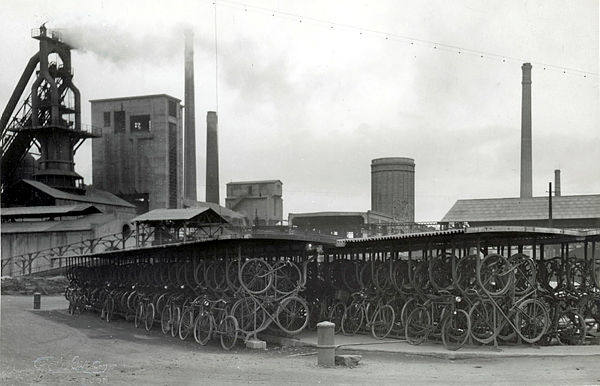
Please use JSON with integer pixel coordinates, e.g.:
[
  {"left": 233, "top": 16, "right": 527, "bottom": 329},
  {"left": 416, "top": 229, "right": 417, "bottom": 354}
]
[{"left": 209, "top": 0, "right": 597, "bottom": 78}]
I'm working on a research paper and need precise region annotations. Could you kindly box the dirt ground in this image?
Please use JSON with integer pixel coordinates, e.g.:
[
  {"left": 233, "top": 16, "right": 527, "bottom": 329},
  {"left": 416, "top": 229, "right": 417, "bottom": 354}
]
[{"left": 1, "top": 295, "right": 599, "bottom": 385}]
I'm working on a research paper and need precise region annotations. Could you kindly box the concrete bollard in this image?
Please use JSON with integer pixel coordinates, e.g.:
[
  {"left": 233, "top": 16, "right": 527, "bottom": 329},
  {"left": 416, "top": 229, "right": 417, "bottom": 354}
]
[
  {"left": 33, "top": 292, "right": 41, "bottom": 310},
  {"left": 317, "top": 321, "right": 335, "bottom": 367}
]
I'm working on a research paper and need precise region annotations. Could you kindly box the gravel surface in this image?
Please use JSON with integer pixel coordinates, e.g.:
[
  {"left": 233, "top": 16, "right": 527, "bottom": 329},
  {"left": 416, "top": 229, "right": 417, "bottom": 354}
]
[{"left": 1, "top": 295, "right": 599, "bottom": 385}]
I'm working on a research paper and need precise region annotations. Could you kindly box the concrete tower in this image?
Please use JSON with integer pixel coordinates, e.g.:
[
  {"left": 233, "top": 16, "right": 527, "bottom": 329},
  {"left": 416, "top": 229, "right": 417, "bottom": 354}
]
[
  {"left": 520, "top": 63, "right": 532, "bottom": 198},
  {"left": 371, "top": 157, "right": 415, "bottom": 222},
  {"left": 184, "top": 29, "right": 197, "bottom": 201},
  {"left": 205, "top": 111, "right": 219, "bottom": 204}
]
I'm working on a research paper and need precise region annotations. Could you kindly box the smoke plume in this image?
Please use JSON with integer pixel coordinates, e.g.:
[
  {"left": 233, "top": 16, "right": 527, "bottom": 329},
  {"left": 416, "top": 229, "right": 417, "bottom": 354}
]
[{"left": 58, "top": 22, "right": 209, "bottom": 64}]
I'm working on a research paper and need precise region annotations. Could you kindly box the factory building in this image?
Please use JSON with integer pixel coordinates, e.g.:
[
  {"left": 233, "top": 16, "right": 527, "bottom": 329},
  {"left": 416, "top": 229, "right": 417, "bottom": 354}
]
[
  {"left": 0, "top": 26, "right": 138, "bottom": 275},
  {"left": 441, "top": 64, "right": 600, "bottom": 230},
  {"left": 288, "top": 210, "right": 396, "bottom": 238},
  {"left": 371, "top": 157, "right": 415, "bottom": 222},
  {"left": 225, "top": 180, "right": 283, "bottom": 225},
  {"left": 90, "top": 94, "right": 184, "bottom": 214},
  {"left": 440, "top": 194, "right": 600, "bottom": 229}
]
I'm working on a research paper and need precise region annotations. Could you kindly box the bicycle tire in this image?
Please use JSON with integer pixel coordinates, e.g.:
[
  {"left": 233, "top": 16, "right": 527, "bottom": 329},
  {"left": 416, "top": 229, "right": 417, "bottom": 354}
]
[
  {"left": 219, "top": 315, "right": 239, "bottom": 350},
  {"left": 275, "top": 295, "right": 310, "bottom": 335},
  {"left": 405, "top": 306, "right": 431, "bottom": 345},
  {"left": 178, "top": 308, "right": 194, "bottom": 340},
  {"left": 371, "top": 304, "right": 395, "bottom": 339},
  {"left": 145, "top": 303, "right": 155, "bottom": 331},
  {"left": 161, "top": 306, "right": 172, "bottom": 335},
  {"left": 171, "top": 306, "right": 181, "bottom": 338},
  {"left": 134, "top": 302, "right": 143, "bottom": 329},
  {"left": 341, "top": 301, "right": 364, "bottom": 336},
  {"left": 238, "top": 259, "right": 273, "bottom": 295},
  {"left": 441, "top": 309, "right": 470, "bottom": 351},
  {"left": 515, "top": 299, "right": 549, "bottom": 344},
  {"left": 193, "top": 311, "right": 213, "bottom": 345}
]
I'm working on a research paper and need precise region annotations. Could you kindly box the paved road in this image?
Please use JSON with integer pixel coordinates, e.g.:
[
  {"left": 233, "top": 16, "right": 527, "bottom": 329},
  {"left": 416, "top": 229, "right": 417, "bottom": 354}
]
[{"left": 1, "top": 295, "right": 599, "bottom": 385}]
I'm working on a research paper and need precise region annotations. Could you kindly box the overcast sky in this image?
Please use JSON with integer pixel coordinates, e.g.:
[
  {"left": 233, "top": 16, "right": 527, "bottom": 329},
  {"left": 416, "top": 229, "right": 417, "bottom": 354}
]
[{"left": 1, "top": 0, "right": 598, "bottom": 221}]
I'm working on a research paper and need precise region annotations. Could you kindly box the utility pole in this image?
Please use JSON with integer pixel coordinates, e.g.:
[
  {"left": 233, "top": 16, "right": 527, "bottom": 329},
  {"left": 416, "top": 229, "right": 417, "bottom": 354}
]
[{"left": 548, "top": 182, "right": 553, "bottom": 228}]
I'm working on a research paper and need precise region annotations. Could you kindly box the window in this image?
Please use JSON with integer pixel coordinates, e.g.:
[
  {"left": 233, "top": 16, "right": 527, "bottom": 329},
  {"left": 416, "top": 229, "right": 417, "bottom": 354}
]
[
  {"left": 103, "top": 111, "right": 111, "bottom": 127},
  {"left": 114, "top": 111, "right": 125, "bottom": 133},
  {"left": 168, "top": 123, "right": 178, "bottom": 208},
  {"left": 130, "top": 115, "right": 151, "bottom": 132},
  {"left": 168, "top": 100, "right": 177, "bottom": 117}
]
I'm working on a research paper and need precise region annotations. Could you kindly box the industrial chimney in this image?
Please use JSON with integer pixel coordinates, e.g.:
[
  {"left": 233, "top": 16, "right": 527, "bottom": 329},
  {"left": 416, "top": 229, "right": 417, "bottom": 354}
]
[
  {"left": 554, "top": 169, "right": 561, "bottom": 196},
  {"left": 520, "top": 63, "right": 533, "bottom": 198},
  {"left": 206, "top": 111, "right": 219, "bottom": 204},
  {"left": 184, "top": 29, "right": 197, "bottom": 201}
]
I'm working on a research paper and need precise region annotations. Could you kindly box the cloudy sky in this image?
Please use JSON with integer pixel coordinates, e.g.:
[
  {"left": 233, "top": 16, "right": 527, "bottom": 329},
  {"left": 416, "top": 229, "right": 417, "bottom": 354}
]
[{"left": 1, "top": 0, "right": 598, "bottom": 221}]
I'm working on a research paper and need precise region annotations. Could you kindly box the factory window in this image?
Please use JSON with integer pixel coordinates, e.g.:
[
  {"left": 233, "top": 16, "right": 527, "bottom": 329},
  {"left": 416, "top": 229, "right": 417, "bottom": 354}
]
[
  {"left": 103, "top": 111, "right": 111, "bottom": 127},
  {"left": 168, "top": 123, "right": 178, "bottom": 208},
  {"left": 114, "top": 111, "right": 125, "bottom": 133},
  {"left": 131, "top": 115, "right": 151, "bottom": 132},
  {"left": 168, "top": 100, "right": 177, "bottom": 117}
]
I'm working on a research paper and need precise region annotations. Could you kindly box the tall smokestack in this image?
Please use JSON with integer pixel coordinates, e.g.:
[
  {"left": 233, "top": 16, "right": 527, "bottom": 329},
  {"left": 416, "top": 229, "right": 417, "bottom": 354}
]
[
  {"left": 184, "top": 29, "right": 197, "bottom": 201},
  {"left": 206, "top": 111, "right": 219, "bottom": 204},
  {"left": 520, "top": 63, "right": 532, "bottom": 198},
  {"left": 554, "top": 169, "right": 561, "bottom": 196}
]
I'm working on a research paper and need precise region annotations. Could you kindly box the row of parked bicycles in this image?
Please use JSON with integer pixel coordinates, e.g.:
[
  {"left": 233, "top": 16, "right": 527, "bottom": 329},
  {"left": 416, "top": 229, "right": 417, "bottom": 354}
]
[
  {"left": 64, "top": 257, "right": 312, "bottom": 350},
  {"left": 303, "top": 252, "right": 599, "bottom": 350},
  {"left": 64, "top": 250, "right": 599, "bottom": 351}
]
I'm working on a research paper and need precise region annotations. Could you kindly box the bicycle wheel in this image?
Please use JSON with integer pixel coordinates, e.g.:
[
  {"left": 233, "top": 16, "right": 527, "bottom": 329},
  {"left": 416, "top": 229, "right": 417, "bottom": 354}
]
[
  {"left": 239, "top": 259, "right": 273, "bottom": 295},
  {"left": 556, "top": 310, "right": 586, "bottom": 345},
  {"left": 193, "top": 311, "right": 213, "bottom": 346},
  {"left": 441, "top": 309, "right": 470, "bottom": 351},
  {"left": 509, "top": 254, "right": 536, "bottom": 296},
  {"left": 134, "top": 302, "right": 143, "bottom": 328},
  {"left": 231, "top": 296, "right": 266, "bottom": 335},
  {"left": 371, "top": 304, "right": 395, "bottom": 339},
  {"left": 400, "top": 297, "right": 417, "bottom": 327},
  {"left": 515, "top": 299, "right": 549, "bottom": 344},
  {"left": 477, "top": 254, "right": 513, "bottom": 296},
  {"left": 328, "top": 302, "right": 346, "bottom": 334},
  {"left": 468, "top": 300, "right": 496, "bottom": 344},
  {"left": 103, "top": 296, "right": 115, "bottom": 323},
  {"left": 171, "top": 306, "right": 181, "bottom": 338},
  {"left": 178, "top": 308, "right": 194, "bottom": 340},
  {"left": 219, "top": 315, "right": 239, "bottom": 350},
  {"left": 275, "top": 296, "right": 309, "bottom": 335},
  {"left": 405, "top": 306, "right": 431, "bottom": 345},
  {"left": 145, "top": 303, "right": 155, "bottom": 331},
  {"left": 341, "top": 301, "right": 364, "bottom": 336},
  {"left": 273, "top": 262, "right": 302, "bottom": 295},
  {"left": 161, "top": 305, "right": 172, "bottom": 335}
]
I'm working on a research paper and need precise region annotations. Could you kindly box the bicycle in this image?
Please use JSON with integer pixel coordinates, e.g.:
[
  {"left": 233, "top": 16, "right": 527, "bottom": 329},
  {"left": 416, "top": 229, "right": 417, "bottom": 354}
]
[{"left": 341, "top": 292, "right": 395, "bottom": 339}]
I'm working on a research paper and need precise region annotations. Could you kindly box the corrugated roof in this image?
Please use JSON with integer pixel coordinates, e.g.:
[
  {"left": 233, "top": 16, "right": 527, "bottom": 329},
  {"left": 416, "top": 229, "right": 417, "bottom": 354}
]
[
  {"left": 1, "top": 205, "right": 101, "bottom": 218},
  {"left": 336, "top": 226, "right": 591, "bottom": 247},
  {"left": 226, "top": 180, "right": 282, "bottom": 185},
  {"left": 89, "top": 94, "right": 181, "bottom": 103},
  {"left": 0, "top": 213, "right": 117, "bottom": 234},
  {"left": 441, "top": 194, "right": 600, "bottom": 222},
  {"left": 131, "top": 208, "right": 228, "bottom": 223},
  {"left": 338, "top": 228, "right": 465, "bottom": 245},
  {"left": 181, "top": 200, "right": 246, "bottom": 220},
  {"left": 21, "top": 180, "right": 135, "bottom": 208}
]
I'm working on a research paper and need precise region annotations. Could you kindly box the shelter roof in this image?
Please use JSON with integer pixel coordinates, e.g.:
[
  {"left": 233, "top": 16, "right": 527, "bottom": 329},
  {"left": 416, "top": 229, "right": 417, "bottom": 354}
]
[
  {"left": 441, "top": 194, "right": 600, "bottom": 222},
  {"left": 19, "top": 180, "right": 135, "bottom": 208},
  {"left": 1, "top": 204, "right": 101, "bottom": 219},
  {"left": 131, "top": 208, "right": 228, "bottom": 224},
  {"left": 0, "top": 213, "right": 118, "bottom": 234}
]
